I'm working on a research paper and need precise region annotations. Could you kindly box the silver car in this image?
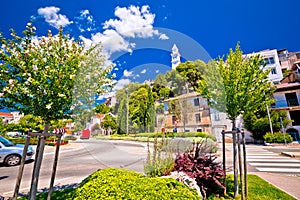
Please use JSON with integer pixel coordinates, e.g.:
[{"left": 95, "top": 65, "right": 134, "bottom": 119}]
[{"left": 0, "top": 135, "right": 34, "bottom": 166}]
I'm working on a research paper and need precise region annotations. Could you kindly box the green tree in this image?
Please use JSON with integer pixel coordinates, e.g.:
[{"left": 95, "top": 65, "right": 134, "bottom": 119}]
[
  {"left": 17, "top": 114, "right": 44, "bottom": 133},
  {"left": 95, "top": 103, "right": 111, "bottom": 114},
  {"left": 101, "top": 114, "right": 118, "bottom": 134},
  {"left": 115, "top": 83, "right": 140, "bottom": 134},
  {"left": 198, "top": 43, "right": 275, "bottom": 198},
  {"left": 176, "top": 60, "right": 207, "bottom": 91},
  {"left": 243, "top": 110, "right": 291, "bottom": 140},
  {"left": 129, "top": 85, "right": 155, "bottom": 132},
  {"left": 0, "top": 23, "right": 112, "bottom": 197},
  {"left": 198, "top": 44, "right": 274, "bottom": 129},
  {"left": 165, "top": 69, "right": 187, "bottom": 95},
  {"left": 0, "top": 23, "right": 112, "bottom": 127},
  {"left": 152, "top": 73, "right": 174, "bottom": 100}
]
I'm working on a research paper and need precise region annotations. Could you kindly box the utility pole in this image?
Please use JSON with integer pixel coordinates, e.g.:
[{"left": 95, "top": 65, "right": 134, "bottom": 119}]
[
  {"left": 125, "top": 88, "right": 129, "bottom": 135},
  {"left": 266, "top": 105, "right": 273, "bottom": 134},
  {"left": 280, "top": 117, "right": 287, "bottom": 146}
]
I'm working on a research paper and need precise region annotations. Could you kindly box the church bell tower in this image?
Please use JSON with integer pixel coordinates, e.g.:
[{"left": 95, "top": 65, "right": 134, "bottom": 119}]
[{"left": 171, "top": 44, "right": 181, "bottom": 69}]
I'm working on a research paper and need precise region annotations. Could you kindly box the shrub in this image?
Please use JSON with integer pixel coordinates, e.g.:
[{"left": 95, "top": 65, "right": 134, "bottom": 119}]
[
  {"left": 264, "top": 132, "right": 293, "bottom": 143},
  {"left": 144, "top": 137, "right": 174, "bottom": 177},
  {"left": 64, "top": 135, "right": 77, "bottom": 140},
  {"left": 134, "top": 132, "right": 216, "bottom": 140},
  {"left": 173, "top": 141, "right": 225, "bottom": 199},
  {"left": 74, "top": 168, "right": 198, "bottom": 199},
  {"left": 165, "top": 137, "right": 218, "bottom": 154},
  {"left": 9, "top": 137, "right": 38, "bottom": 145}
]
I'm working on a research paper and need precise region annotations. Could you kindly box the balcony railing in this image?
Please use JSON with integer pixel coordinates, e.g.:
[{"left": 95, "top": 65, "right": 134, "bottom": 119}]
[{"left": 271, "top": 99, "right": 299, "bottom": 108}]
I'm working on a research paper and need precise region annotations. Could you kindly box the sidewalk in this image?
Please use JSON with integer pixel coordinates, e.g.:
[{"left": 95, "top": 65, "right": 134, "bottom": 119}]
[
  {"left": 253, "top": 172, "right": 300, "bottom": 199},
  {"left": 220, "top": 143, "right": 300, "bottom": 199}
]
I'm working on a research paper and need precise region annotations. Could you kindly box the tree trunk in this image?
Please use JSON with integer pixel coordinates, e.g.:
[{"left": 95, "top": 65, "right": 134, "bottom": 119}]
[
  {"left": 29, "top": 123, "right": 50, "bottom": 200},
  {"left": 47, "top": 133, "right": 62, "bottom": 200},
  {"left": 13, "top": 135, "right": 31, "bottom": 200},
  {"left": 232, "top": 119, "right": 239, "bottom": 198},
  {"left": 221, "top": 130, "right": 226, "bottom": 195},
  {"left": 242, "top": 130, "right": 248, "bottom": 196},
  {"left": 237, "top": 131, "right": 244, "bottom": 200}
]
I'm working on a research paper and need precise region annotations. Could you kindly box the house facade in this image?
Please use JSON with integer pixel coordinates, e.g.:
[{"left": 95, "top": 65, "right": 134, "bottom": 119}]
[
  {"left": 246, "top": 49, "right": 284, "bottom": 84},
  {"left": 161, "top": 92, "right": 233, "bottom": 141},
  {"left": 162, "top": 92, "right": 211, "bottom": 133},
  {"left": 271, "top": 51, "right": 300, "bottom": 142},
  {"left": 0, "top": 111, "right": 23, "bottom": 124}
]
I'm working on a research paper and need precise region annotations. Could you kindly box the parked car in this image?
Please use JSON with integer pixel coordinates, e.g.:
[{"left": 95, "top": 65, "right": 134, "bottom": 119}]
[
  {"left": 6, "top": 131, "right": 22, "bottom": 138},
  {"left": 0, "top": 135, "right": 34, "bottom": 166}
]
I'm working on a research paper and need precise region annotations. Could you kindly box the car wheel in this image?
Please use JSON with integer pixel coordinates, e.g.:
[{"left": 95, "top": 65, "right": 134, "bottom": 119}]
[{"left": 5, "top": 154, "right": 21, "bottom": 166}]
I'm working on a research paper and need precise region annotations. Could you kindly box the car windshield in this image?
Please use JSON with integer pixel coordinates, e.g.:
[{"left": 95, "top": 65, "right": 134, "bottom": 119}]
[{"left": 0, "top": 136, "right": 15, "bottom": 147}]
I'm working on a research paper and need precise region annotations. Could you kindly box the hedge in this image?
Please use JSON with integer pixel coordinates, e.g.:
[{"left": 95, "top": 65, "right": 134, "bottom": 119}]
[
  {"left": 73, "top": 168, "right": 198, "bottom": 200},
  {"left": 264, "top": 132, "right": 293, "bottom": 144}
]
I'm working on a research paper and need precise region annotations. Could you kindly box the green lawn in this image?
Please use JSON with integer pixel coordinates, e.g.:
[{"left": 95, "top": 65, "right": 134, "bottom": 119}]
[{"left": 209, "top": 174, "right": 296, "bottom": 200}]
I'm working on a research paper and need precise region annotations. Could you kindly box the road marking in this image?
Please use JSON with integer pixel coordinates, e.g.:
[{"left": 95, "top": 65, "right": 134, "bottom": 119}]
[
  {"left": 250, "top": 163, "right": 300, "bottom": 167},
  {"left": 256, "top": 168, "right": 300, "bottom": 173},
  {"left": 247, "top": 159, "right": 300, "bottom": 162},
  {"left": 247, "top": 153, "right": 278, "bottom": 156},
  {"left": 247, "top": 156, "right": 294, "bottom": 159}
]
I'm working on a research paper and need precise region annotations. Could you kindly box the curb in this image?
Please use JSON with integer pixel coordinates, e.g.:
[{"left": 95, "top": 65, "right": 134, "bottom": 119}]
[{"left": 281, "top": 152, "right": 300, "bottom": 158}]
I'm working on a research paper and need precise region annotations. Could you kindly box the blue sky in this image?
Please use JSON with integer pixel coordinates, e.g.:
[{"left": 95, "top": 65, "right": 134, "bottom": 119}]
[{"left": 1, "top": 0, "right": 300, "bottom": 92}]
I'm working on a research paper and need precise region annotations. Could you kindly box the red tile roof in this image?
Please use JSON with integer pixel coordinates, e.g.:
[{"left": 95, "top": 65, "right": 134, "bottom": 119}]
[{"left": 0, "top": 112, "right": 13, "bottom": 117}]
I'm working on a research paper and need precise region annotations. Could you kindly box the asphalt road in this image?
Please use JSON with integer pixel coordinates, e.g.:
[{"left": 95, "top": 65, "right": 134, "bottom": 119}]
[{"left": 0, "top": 139, "right": 148, "bottom": 198}]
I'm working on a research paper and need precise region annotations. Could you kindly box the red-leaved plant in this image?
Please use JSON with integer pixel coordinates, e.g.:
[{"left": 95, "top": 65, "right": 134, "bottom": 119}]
[{"left": 174, "top": 141, "right": 225, "bottom": 199}]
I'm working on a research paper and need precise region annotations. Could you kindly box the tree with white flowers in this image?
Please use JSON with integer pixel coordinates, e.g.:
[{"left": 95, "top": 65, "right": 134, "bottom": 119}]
[
  {"left": 0, "top": 22, "right": 113, "bottom": 198},
  {"left": 0, "top": 22, "right": 113, "bottom": 127}
]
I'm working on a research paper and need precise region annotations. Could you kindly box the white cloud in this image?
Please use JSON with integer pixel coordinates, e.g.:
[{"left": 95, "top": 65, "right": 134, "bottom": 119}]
[
  {"left": 123, "top": 70, "right": 133, "bottom": 77},
  {"left": 81, "top": 10, "right": 90, "bottom": 16},
  {"left": 103, "top": 5, "right": 159, "bottom": 38},
  {"left": 75, "top": 9, "right": 97, "bottom": 33},
  {"left": 159, "top": 33, "right": 169, "bottom": 40},
  {"left": 79, "top": 5, "right": 166, "bottom": 58},
  {"left": 113, "top": 79, "right": 131, "bottom": 90},
  {"left": 38, "top": 6, "right": 72, "bottom": 29},
  {"left": 140, "top": 69, "right": 147, "bottom": 74},
  {"left": 156, "top": 70, "right": 160, "bottom": 73}
]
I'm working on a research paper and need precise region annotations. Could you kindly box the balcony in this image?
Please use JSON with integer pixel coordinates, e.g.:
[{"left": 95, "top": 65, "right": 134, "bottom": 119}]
[
  {"left": 287, "top": 99, "right": 299, "bottom": 107},
  {"left": 271, "top": 99, "right": 299, "bottom": 109}
]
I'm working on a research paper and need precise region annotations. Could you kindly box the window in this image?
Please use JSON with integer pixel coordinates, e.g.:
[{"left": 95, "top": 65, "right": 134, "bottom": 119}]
[
  {"left": 214, "top": 112, "right": 220, "bottom": 121},
  {"left": 296, "top": 53, "right": 300, "bottom": 59},
  {"left": 172, "top": 116, "right": 177, "bottom": 125},
  {"left": 263, "top": 57, "right": 275, "bottom": 65},
  {"left": 194, "top": 98, "right": 200, "bottom": 106},
  {"left": 195, "top": 113, "right": 201, "bottom": 123},
  {"left": 271, "top": 68, "right": 277, "bottom": 74}
]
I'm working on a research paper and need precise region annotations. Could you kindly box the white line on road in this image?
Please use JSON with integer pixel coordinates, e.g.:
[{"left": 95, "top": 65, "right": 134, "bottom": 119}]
[
  {"left": 247, "top": 159, "right": 300, "bottom": 162},
  {"left": 250, "top": 163, "right": 300, "bottom": 167},
  {"left": 247, "top": 156, "right": 293, "bottom": 159},
  {"left": 247, "top": 153, "right": 278, "bottom": 156},
  {"left": 256, "top": 167, "right": 300, "bottom": 173}
]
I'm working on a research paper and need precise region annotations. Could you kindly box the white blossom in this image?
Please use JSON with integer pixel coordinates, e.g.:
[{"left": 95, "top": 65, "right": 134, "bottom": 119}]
[
  {"left": 33, "top": 65, "right": 38, "bottom": 71},
  {"left": 46, "top": 104, "right": 52, "bottom": 109}
]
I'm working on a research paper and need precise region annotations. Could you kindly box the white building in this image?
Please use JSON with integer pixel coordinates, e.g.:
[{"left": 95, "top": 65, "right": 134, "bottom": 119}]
[{"left": 246, "top": 49, "right": 284, "bottom": 84}]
